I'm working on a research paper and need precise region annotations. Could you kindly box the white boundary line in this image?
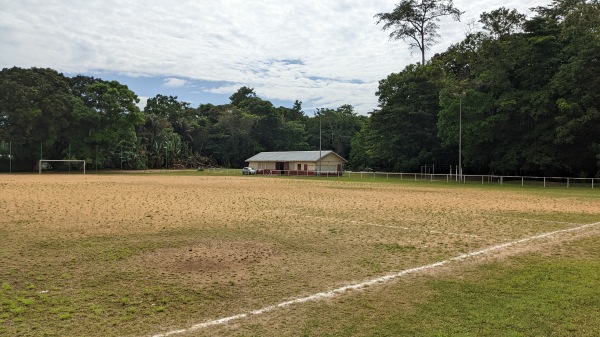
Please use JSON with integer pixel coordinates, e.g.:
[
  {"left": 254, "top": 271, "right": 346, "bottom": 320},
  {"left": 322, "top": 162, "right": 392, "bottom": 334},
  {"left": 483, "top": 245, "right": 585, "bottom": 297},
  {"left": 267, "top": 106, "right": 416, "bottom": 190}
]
[
  {"left": 305, "top": 214, "right": 483, "bottom": 238},
  {"left": 476, "top": 213, "right": 582, "bottom": 225},
  {"left": 149, "top": 221, "right": 599, "bottom": 337},
  {"left": 355, "top": 221, "right": 482, "bottom": 238}
]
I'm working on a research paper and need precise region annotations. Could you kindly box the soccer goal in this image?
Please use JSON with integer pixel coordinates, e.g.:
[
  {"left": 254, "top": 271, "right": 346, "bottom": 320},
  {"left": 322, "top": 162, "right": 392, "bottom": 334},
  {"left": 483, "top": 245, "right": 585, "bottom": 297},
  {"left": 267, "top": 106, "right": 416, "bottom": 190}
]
[{"left": 38, "top": 160, "right": 86, "bottom": 174}]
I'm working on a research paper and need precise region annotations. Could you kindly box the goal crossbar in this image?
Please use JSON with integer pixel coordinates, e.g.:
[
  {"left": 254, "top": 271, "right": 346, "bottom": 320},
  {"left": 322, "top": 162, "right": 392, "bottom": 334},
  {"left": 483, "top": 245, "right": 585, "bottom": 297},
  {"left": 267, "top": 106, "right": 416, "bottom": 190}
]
[{"left": 39, "top": 160, "right": 86, "bottom": 174}]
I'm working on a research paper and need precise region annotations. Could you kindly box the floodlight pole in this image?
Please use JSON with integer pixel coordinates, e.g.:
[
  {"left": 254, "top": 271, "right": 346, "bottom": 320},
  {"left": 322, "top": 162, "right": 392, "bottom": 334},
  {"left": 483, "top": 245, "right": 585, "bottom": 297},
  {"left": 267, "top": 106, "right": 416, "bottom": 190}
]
[
  {"left": 459, "top": 95, "right": 462, "bottom": 183},
  {"left": 454, "top": 92, "right": 464, "bottom": 183},
  {"left": 165, "top": 143, "right": 168, "bottom": 169},
  {"left": 319, "top": 112, "right": 322, "bottom": 176}
]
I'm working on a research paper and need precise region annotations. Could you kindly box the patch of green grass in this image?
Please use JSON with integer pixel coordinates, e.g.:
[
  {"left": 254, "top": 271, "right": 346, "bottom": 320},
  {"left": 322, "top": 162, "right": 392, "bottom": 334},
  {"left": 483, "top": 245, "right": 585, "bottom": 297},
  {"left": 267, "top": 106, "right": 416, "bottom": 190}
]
[
  {"left": 306, "top": 236, "right": 600, "bottom": 337},
  {"left": 1, "top": 282, "right": 11, "bottom": 291},
  {"left": 398, "top": 256, "right": 600, "bottom": 336}
]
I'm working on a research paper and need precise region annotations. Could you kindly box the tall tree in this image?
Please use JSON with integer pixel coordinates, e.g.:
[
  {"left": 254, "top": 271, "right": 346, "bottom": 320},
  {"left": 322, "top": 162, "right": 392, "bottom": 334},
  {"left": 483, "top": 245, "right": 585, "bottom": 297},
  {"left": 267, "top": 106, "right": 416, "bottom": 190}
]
[
  {"left": 357, "top": 64, "right": 448, "bottom": 171},
  {"left": 144, "top": 94, "right": 191, "bottom": 123},
  {"left": 229, "top": 86, "right": 257, "bottom": 107},
  {"left": 375, "top": 0, "right": 463, "bottom": 65},
  {"left": 0, "top": 67, "right": 74, "bottom": 169},
  {"left": 479, "top": 7, "right": 526, "bottom": 38},
  {"left": 551, "top": 0, "right": 600, "bottom": 176},
  {"left": 213, "top": 105, "right": 260, "bottom": 167},
  {"left": 71, "top": 75, "right": 144, "bottom": 168},
  {"left": 307, "top": 105, "right": 363, "bottom": 160}
]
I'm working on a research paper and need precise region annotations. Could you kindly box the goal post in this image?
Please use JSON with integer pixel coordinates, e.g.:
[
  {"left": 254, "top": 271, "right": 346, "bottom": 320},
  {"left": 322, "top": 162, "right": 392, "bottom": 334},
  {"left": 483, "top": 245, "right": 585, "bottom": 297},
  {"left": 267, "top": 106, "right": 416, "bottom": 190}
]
[{"left": 39, "top": 160, "right": 86, "bottom": 174}]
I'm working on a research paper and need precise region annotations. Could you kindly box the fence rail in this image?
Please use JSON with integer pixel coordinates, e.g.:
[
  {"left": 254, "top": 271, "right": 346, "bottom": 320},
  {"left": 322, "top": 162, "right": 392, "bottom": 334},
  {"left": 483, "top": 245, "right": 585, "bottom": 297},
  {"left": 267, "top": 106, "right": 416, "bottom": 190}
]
[
  {"left": 346, "top": 171, "right": 597, "bottom": 189},
  {"left": 207, "top": 168, "right": 597, "bottom": 189}
]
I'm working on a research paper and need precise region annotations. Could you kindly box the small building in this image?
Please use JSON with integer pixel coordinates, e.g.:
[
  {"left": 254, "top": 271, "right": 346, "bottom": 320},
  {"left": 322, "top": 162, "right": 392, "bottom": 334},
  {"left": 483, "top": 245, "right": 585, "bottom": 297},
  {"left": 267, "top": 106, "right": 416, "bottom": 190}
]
[{"left": 246, "top": 151, "right": 347, "bottom": 175}]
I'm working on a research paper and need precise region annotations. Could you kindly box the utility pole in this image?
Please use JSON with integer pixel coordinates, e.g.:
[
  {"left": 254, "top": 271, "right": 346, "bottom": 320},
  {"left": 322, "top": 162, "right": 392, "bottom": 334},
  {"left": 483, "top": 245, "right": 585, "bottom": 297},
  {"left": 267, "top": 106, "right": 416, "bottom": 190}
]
[
  {"left": 459, "top": 95, "right": 462, "bottom": 183},
  {"left": 319, "top": 112, "right": 322, "bottom": 176}
]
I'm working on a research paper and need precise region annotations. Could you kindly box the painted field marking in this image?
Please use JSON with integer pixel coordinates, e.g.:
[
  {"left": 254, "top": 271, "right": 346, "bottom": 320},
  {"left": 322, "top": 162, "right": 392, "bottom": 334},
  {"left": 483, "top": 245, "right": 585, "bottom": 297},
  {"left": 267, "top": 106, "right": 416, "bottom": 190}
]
[
  {"left": 477, "top": 213, "right": 581, "bottom": 225},
  {"left": 149, "top": 221, "right": 599, "bottom": 337},
  {"left": 354, "top": 220, "right": 482, "bottom": 238},
  {"left": 305, "top": 213, "right": 483, "bottom": 238}
]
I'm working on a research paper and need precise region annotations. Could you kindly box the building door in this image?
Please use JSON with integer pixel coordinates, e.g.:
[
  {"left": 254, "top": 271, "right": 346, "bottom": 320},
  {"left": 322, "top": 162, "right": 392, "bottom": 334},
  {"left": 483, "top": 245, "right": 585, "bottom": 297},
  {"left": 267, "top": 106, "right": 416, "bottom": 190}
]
[
  {"left": 337, "top": 164, "right": 342, "bottom": 172},
  {"left": 276, "top": 162, "right": 286, "bottom": 174}
]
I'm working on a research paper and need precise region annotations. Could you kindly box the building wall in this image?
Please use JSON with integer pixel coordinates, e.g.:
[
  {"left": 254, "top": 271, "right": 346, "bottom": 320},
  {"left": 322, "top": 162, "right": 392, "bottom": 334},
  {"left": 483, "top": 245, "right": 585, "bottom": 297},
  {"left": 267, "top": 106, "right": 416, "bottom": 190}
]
[
  {"left": 317, "top": 153, "right": 344, "bottom": 172},
  {"left": 249, "top": 154, "right": 344, "bottom": 173},
  {"left": 249, "top": 161, "right": 276, "bottom": 170}
]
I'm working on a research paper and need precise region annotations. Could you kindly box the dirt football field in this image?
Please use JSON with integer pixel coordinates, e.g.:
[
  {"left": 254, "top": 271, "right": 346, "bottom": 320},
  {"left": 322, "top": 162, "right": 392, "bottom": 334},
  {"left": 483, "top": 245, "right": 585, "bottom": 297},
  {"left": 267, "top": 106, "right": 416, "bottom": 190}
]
[{"left": 1, "top": 173, "right": 599, "bottom": 336}]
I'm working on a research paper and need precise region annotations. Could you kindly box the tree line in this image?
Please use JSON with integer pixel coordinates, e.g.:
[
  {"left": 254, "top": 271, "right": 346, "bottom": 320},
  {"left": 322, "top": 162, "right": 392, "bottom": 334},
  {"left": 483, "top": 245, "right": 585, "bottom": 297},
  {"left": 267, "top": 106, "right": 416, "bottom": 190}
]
[
  {"left": 1, "top": 0, "right": 599, "bottom": 177},
  {"left": 0, "top": 70, "right": 362, "bottom": 171}
]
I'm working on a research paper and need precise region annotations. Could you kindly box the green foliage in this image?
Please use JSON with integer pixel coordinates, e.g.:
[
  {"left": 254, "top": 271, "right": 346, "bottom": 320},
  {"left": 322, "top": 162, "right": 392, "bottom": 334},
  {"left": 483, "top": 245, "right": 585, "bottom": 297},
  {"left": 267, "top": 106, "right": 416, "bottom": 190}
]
[
  {"left": 0, "top": 69, "right": 144, "bottom": 170},
  {"left": 307, "top": 105, "right": 363, "bottom": 161},
  {"left": 355, "top": 64, "right": 451, "bottom": 171},
  {"left": 434, "top": 0, "right": 600, "bottom": 177},
  {"left": 479, "top": 7, "right": 526, "bottom": 38},
  {"left": 0, "top": 67, "right": 74, "bottom": 168}
]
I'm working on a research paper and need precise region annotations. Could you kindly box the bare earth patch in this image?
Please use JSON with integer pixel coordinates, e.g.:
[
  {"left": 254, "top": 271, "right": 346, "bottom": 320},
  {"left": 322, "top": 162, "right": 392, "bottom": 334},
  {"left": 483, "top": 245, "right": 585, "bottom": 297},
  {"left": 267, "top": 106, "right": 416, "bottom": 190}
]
[{"left": 138, "top": 240, "right": 277, "bottom": 285}]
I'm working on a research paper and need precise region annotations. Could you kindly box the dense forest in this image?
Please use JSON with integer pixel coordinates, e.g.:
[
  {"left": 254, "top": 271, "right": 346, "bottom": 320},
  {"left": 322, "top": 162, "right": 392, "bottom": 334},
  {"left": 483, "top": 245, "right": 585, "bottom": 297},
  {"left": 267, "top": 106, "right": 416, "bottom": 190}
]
[{"left": 1, "top": 0, "right": 599, "bottom": 177}]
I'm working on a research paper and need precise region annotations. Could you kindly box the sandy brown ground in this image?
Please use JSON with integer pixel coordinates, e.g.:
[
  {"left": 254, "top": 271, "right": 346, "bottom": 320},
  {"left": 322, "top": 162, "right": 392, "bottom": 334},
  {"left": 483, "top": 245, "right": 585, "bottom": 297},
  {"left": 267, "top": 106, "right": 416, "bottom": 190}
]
[{"left": 0, "top": 173, "right": 598, "bottom": 336}]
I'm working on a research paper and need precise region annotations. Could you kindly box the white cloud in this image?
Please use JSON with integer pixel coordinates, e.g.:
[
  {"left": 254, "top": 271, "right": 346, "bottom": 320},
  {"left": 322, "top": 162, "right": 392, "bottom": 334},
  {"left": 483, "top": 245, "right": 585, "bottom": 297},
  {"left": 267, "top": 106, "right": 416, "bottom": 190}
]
[
  {"left": 0, "top": 0, "right": 550, "bottom": 114},
  {"left": 136, "top": 96, "right": 149, "bottom": 111},
  {"left": 163, "top": 78, "right": 189, "bottom": 88}
]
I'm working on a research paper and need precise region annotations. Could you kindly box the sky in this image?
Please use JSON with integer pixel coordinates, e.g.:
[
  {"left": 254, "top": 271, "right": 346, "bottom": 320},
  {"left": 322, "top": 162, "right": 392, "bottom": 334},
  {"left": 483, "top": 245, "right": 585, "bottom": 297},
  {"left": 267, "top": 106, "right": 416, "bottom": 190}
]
[{"left": 1, "top": 0, "right": 551, "bottom": 115}]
